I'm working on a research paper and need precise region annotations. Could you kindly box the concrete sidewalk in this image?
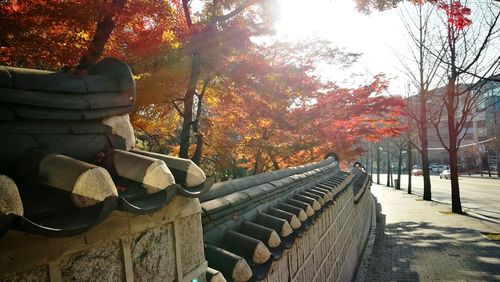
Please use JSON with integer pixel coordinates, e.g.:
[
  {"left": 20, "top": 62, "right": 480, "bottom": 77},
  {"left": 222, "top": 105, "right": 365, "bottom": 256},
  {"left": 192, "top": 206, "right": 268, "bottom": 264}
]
[{"left": 362, "top": 184, "right": 500, "bottom": 282}]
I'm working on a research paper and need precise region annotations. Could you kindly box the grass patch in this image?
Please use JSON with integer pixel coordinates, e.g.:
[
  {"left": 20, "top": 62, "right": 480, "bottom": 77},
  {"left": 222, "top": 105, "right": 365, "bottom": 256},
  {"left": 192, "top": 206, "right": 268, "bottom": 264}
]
[
  {"left": 481, "top": 233, "right": 500, "bottom": 241},
  {"left": 439, "top": 210, "right": 454, "bottom": 215}
]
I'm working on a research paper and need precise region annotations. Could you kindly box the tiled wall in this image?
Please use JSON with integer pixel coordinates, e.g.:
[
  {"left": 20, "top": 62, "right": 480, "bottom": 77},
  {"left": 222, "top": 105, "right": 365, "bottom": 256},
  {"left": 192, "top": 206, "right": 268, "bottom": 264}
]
[
  {"left": 0, "top": 185, "right": 373, "bottom": 282},
  {"left": 260, "top": 185, "right": 372, "bottom": 282}
]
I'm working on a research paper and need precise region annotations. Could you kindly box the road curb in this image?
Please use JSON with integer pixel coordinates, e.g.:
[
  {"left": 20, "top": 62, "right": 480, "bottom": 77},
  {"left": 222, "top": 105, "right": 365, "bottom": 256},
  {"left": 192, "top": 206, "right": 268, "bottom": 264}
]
[
  {"left": 354, "top": 193, "right": 378, "bottom": 282},
  {"left": 456, "top": 175, "right": 500, "bottom": 180}
]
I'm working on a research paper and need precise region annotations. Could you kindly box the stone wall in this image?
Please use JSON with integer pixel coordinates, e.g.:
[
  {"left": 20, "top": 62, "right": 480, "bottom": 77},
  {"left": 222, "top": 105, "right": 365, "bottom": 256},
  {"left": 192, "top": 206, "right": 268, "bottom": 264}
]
[
  {"left": 0, "top": 172, "right": 374, "bottom": 282},
  {"left": 0, "top": 196, "right": 207, "bottom": 282},
  {"left": 260, "top": 185, "right": 373, "bottom": 282}
]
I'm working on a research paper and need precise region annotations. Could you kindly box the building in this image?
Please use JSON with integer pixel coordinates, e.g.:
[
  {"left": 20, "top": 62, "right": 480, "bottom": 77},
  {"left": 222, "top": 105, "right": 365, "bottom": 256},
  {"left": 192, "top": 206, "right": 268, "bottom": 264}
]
[
  {"left": 474, "top": 74, "right": 500, "bottom": 172},
  {"left": 407, "top": 78, "right": 500, "bottom": 173}
]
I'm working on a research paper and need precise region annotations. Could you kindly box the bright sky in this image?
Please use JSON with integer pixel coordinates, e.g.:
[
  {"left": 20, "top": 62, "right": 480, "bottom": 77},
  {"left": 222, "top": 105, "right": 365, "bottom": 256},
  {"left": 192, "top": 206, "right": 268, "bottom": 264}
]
[{"left": 274, "top": 0, "right": 409, "bottom": 96}]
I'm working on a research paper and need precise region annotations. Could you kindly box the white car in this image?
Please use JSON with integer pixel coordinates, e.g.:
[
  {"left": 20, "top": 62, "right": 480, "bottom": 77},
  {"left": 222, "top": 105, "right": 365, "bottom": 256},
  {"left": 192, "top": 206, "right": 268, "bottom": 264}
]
[
  {"left": 411, "top": 168, "right": 423, "bottom": 176},
  {"left": 439, "top": 170, "right": 451, "bottom": 179}
]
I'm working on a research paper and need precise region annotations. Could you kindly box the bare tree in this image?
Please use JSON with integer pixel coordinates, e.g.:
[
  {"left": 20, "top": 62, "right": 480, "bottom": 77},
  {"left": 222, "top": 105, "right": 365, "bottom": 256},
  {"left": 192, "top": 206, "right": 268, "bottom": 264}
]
[
  {"left": 428, "top": 1, "right": 500, "bottom": 213},
  {"left": 399, "top": 3, "right": 443, "bottom": 200}
]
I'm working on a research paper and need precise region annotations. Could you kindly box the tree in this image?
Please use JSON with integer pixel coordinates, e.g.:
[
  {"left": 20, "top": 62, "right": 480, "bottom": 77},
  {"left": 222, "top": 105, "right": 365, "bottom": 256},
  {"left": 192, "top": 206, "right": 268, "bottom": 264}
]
[
  {"left": 1, "top": 0, "right": 181, "bottom": 70},
  {"left": 308, "top": 75, "right": 407, "bottom": 165},
  {"left": 75, "top": 0, "right": 127, "bottom": 72},
  {"left": 200, "top": 41, "right": 328, "bottom": 174},
  {"left": 2, "top": 0, "right": 408, "bottom": 178},
  {"left": 399, "top": 2, "right": 444, "bottom": 200},
  {"left": 176, "top": 0, "right": 275, "bottom": 161},
  {"left": 429, "top": 1, "right": 500, "bottom": 213}
]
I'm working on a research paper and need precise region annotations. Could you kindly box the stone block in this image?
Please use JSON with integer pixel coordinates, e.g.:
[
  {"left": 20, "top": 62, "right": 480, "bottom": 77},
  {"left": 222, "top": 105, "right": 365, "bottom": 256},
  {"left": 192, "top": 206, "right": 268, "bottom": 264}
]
[
  {"left": 312, "top": 263, "right": 323, "bottom": 282},
  {"left": 60, "top": 240, "right": 123, "bottom": 281},
  {"left": 288, "top": 244, "right": 298, "bottom": 276},
  {"left": 319, "top": 238, "right": 326, "bottom": 261},
  {"left": 296, "top": 238, "right": 305, "bottom": 268},
  {"left": 324, "top": 252, "right": 332, "bottom": 278},
  {"left": 327, "top": 226, "right": 332, "bottom": 246},
  {"left": 304, "top": 256, "right": 315, "bottom": 281},
  {"left": 313, "top": 249, "right": 322, "bottom": 272},
  {"left": 278, "top": 257, "right": 289, "bottom": 282},
  {"left": 312, "top": 224, "right": 319, "bottom": 247},
  {"left": 316, "top": 215, "right": 322, "bottom": 235},
  {"left": 131, "top": 225, "right": 176, "bottom": 282},
  {"left": 0, "top": 265, "right": 48, "bottom": 282},
  {"left": 266, "top": 261, "right": 280, "bottom": 282},
  {"left": 294, "top": 269, "right": 303, "bottom": 282},
  {"left": 179, "top": 214, "right": 205, "bottom": 274},
  {"left": 305, "top": 231, "right": 312, "bottom": 257},
  {"left": 323, "top": 211, "right": 329, "bottom": 231}
]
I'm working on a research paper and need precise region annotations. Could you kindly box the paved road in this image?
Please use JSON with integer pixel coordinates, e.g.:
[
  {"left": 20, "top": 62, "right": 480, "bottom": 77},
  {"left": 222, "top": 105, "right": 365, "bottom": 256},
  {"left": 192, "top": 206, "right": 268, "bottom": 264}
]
[
  {"left": 360, "top": 185, "right": 500, "bottom": 282},
  {"left": 375, "top": 173, "right": 500, "bottom": 222}
]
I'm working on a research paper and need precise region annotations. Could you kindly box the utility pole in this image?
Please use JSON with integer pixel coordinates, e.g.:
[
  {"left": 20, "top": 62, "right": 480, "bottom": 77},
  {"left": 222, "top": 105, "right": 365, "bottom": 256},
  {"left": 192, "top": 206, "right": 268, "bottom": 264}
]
[
  {"left": 377, "top": 146, "right": 381, "bottom": 184},
  {"left": 407, "top": 86, "right": 412, "bottom": 193},
  {"left": 408, "top": 142, "right": 412, "bottom": 194},
  {"left": 396, "top": 145, "right": 403, "bottom": 190},
  {"left": 369, "top": 147, "right": 374, "bottom": 176},
  {"left": 386, "top": 148, "right": 391, "bottom": 187}
]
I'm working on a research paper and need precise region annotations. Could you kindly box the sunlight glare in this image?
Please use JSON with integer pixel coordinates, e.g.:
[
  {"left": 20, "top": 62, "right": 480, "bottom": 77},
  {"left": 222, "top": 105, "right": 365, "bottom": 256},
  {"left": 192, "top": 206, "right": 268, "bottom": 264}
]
[
  {"left": 274, "top": 0, "right": 408, "bottom": 94},
  {"left": 275, "top": 0, "right": 355, "bottom": 42}
]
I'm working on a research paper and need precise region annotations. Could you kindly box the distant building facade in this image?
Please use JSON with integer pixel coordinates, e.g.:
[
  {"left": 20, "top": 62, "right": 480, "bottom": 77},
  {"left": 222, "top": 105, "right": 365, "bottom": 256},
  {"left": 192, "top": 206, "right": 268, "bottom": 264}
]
[
  {"left": 475, "top": 75, "right": 500, "bottom": 172},
  {"left": 408, "top": 77, "right": 500, "bottom": 173}
]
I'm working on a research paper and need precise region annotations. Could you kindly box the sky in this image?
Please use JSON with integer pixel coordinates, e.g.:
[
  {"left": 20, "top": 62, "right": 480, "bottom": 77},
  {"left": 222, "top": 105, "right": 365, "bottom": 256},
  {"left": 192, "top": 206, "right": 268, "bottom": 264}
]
[
  {"left": 273, "top": 0, "right": 500, "bottom": 96},
  {"left": 273, "top": 0, "right": 410, "bottom": 96}
]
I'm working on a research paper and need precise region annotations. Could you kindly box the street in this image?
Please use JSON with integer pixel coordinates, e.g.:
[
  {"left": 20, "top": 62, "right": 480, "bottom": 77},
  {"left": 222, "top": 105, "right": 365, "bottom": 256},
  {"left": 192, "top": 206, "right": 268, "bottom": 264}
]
[{"left": 376, "top": 173, "right": 500, "bottom": 222}]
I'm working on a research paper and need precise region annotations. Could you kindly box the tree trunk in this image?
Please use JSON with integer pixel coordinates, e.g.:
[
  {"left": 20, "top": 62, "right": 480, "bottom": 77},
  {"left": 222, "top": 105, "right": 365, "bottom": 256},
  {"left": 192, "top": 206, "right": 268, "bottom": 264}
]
[
  {"left": 420, "top": 93, "right": 432, "bottom": 200},
  {"left": 191, "top": 79, "right": 210, "bottom": 165},
  {"left": 408, "top": 141, "right": 412, "bottom": 194},
  {"left": 191, "top": 122, "right": 203, "bottom": 165},
  {"left": 271, "top": 156, "right": 280, "bottom": 170},
  {"left": 376, "top": 147, "right": 380, "bottom": 184},
  {"left": 179, "top": 52, "right": 202, "bottom": 159},
  {"left": 369, "top": 149, "right": 374, "bottom": 175},
  {"left": 386, "top": 150, "right": 391, "bottom": 187},
  {"left": 480, "top": 153, "right": 484, "bottom": 177},
  {"left": 446, "top": 81, "right": 463, "bottom": 214},
  {"left": 396, "top": 145, "right": 402, "bottom": 190},
  {"left": 252, "top": 156, "right": 260, "bottom": 175},
  {"left": 497, "top": 149, "right": 500, "bottom": 178},
  {"left": 449, "top": 148, "right": 462, "bottom": 213},
  {"left": 76, "top": 0, "right": 127, "bottom": 72},
  {"left": 415, "top": 4, "right": 432, "bottom": 201},
  {"left": 487, "top": 155, "right": 491, "bottom": 177}
]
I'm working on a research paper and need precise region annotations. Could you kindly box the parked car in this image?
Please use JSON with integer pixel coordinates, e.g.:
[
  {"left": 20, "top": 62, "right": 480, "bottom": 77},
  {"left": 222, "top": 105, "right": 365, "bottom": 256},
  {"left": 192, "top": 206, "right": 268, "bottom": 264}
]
[
  {"left": 439, "top": 169, "right": 451, "bottom": 179},
  {"left": 430, "top": 164, "right": 447, "bottom": 173},
  {"left": 411, "top": 168, "right": 423, "bottom": 176},
  {"left": 429, "top": 164, "right": 439, "bottom": 173}
]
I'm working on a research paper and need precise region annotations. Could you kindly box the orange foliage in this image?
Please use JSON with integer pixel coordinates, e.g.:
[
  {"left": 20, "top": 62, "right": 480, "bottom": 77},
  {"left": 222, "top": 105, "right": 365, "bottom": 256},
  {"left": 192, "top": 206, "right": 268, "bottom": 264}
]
[
  {"left": 0, "top": 0, "right": 182, "bottom": 69},
  {"left": 1, "top": 0, "right": 407, "bottom": 178}
]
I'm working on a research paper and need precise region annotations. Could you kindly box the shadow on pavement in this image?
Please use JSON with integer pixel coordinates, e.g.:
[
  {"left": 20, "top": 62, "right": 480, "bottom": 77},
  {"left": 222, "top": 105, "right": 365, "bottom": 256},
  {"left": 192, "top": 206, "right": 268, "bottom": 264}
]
[
  {"left": 401, "top": 186, "right": 500, "bottom": 224},
  {"left": 365, "top": 198, "right": 500, "bottom": 282}
]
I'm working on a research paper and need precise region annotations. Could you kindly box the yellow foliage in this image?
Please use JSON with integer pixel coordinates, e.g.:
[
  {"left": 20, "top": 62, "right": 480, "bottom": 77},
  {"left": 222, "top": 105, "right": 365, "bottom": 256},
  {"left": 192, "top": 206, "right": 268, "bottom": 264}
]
[
  {"left": 76, "top": 31, "right": 91, "bottom": 41},
  {"left": 257, "top": 118, "right": 272, "bottom": 128},
  {"left": 161, "top": 30, "right": 180, "bottom": 48}
]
